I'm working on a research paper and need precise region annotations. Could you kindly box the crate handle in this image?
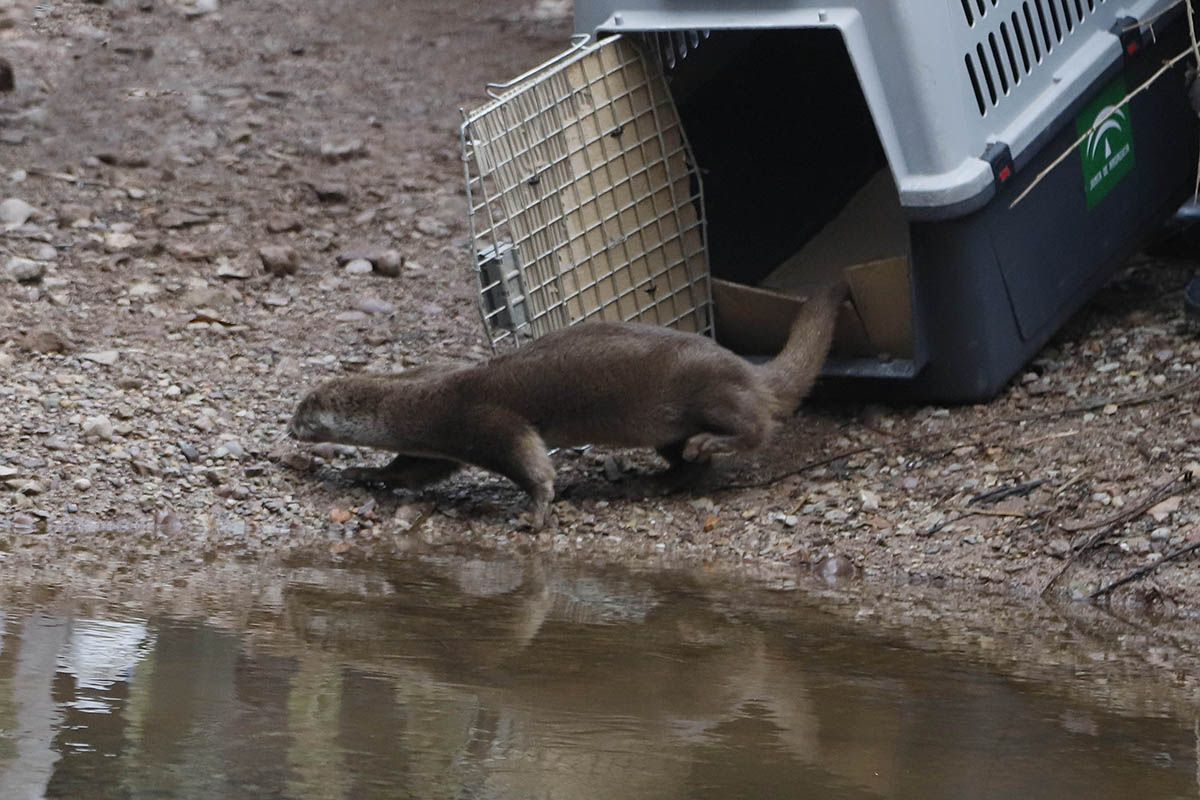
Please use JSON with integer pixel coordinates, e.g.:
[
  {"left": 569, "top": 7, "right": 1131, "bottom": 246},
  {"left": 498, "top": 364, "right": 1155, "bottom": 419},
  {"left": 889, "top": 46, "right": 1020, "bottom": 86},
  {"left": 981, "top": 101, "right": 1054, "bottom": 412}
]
[{"left": 486, "top": 34, "right": 592, "bottom": 99}]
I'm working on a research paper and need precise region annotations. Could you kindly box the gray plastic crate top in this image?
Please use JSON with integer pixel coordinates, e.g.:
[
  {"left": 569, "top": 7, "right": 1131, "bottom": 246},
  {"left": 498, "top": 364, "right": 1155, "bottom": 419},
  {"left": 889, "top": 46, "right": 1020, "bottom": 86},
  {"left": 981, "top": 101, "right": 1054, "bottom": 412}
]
[{"left": 575, "top": 0, "right": 1178, "bottom": 219}]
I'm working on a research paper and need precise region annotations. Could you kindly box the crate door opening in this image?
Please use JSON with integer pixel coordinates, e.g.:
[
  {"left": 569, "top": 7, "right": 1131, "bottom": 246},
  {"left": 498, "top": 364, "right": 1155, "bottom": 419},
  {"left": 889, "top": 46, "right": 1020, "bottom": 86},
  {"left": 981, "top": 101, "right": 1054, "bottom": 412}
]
[
  {"left": 666, "top": 28, "right": 915, "bottom": 365},
  {"left": 462, "top": 35, "right": 712, "bottom": 350}
]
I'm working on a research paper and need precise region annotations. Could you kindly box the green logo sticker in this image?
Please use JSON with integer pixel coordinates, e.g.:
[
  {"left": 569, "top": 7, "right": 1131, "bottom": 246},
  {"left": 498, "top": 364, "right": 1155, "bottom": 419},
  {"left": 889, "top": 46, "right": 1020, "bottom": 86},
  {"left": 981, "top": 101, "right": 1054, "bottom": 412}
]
[{"left": 1076, "top": 76, "right": 1136, "bottom": 209}]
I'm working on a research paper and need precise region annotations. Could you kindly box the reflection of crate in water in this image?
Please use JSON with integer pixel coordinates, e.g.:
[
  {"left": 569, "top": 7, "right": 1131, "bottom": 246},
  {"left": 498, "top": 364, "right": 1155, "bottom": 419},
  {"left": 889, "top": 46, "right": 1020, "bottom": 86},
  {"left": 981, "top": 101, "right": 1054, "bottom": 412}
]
[
  {"left": 462, "top": 36, "right": 711, "bottom": 348},
  {"left": 467, "top": 2, "right": 1200, "bottom": 401}
]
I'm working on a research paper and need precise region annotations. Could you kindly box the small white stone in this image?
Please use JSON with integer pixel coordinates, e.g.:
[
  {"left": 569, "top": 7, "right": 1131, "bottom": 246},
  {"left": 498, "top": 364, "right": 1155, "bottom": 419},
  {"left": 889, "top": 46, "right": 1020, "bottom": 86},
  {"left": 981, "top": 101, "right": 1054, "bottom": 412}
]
[
  {"left": 5, "top": 257, "right": 44, "bottom": 283},
  {"left": 0, "top": 197, "right": 35, "bottom": 227},
  {"left": 82, "top": 416, "right": 114, "bottom": 441},
  {"left": 216, "top": 439, "right": 245, "bottom": 459},
  {"left": 104, "top": 232, "right": 137, "bottom": 251},
  {"left": 80, "top": 350, "right": 120, "bottom": 365},
  {"left": 185, "top": 0, "right": 219, "bottom": 16}
]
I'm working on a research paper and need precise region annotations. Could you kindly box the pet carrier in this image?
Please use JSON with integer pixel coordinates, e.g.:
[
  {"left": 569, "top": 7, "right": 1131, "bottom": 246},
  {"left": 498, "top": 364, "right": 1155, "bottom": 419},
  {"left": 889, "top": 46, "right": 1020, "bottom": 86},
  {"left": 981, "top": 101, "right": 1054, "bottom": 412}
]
[{"left": 462, "top": 0, "right": 1200, "bottom": 401}]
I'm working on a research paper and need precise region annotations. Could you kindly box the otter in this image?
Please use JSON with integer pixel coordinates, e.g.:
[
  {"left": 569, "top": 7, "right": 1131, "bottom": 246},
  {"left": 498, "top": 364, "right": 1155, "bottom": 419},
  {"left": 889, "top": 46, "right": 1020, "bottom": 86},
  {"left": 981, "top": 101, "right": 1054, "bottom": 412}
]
[{"left": 289, "top": 284, "right": 845, "bottom": 528}]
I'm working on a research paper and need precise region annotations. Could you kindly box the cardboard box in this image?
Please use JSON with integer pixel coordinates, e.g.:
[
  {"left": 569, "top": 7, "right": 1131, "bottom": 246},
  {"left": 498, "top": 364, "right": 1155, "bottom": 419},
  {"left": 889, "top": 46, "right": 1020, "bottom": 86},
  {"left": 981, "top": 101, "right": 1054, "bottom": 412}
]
[
  {"left": 712, "top": 255, "right": 913, "bottom": 360},
  {"left": 714, "top": 167, "right": 914, "bottom": 361}
]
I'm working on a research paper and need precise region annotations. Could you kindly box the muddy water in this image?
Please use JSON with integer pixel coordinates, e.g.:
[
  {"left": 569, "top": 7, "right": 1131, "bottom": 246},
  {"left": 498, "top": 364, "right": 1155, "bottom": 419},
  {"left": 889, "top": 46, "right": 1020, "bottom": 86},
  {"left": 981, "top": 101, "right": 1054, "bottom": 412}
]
[{"left": 0, "top": 559, "right": 1197, "bottom": 800}]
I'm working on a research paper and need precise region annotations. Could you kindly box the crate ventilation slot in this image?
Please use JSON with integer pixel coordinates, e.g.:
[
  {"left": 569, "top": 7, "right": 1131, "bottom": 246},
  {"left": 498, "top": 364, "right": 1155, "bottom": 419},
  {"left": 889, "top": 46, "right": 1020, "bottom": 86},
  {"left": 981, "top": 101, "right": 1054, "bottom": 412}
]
[
  {"left": 964, "top": 0, "right": 1106, "bottom": 116},
  {"left": 648, "top": 29, "right": 711, "bottom": 71},
  {"left": 461, "top": 35, "right": 712, "bottom": 351}
]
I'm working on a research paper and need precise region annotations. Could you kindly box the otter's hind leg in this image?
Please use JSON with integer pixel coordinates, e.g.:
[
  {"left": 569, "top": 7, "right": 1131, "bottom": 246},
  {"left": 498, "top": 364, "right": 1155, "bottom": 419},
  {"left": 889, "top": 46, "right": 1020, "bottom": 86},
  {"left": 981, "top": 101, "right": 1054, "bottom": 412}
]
[
  {"left": 344, "top": 454, "right": 460, "bottom": 489},
  {"left": 655, "top": 441, "right": 713, "bottom": 492},
  {"left": 681, "top": 390, "right": 772, "bottom": 463}
]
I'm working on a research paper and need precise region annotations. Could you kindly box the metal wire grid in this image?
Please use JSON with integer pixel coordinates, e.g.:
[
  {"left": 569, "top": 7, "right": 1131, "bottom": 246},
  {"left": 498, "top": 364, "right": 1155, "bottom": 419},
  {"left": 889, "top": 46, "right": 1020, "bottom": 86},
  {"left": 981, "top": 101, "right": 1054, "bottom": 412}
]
[{"left": 461, "top": 34, "right": 712, "bottom": 350}]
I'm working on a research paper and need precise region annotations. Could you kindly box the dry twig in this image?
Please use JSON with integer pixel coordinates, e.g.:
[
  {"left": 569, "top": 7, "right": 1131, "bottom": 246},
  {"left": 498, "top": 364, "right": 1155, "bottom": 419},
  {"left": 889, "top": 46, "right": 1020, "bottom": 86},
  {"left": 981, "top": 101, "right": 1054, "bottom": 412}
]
[
  {"left": 1089, "top": 540, "right": 1200, "bottom": 599},
  {"left": 1011, "top": 42, "right": 1196, "bottom": 208},
  {"left": 1041, "top": 472, "right": 1194, "bottom": 596}
]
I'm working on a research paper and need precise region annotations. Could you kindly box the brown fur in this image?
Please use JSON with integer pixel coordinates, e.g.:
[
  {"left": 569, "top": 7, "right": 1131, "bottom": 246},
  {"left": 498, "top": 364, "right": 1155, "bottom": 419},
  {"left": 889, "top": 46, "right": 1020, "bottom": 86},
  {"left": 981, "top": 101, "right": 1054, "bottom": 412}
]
[{"left": 289, "top": 284, "right": 845, "bottom": 527}]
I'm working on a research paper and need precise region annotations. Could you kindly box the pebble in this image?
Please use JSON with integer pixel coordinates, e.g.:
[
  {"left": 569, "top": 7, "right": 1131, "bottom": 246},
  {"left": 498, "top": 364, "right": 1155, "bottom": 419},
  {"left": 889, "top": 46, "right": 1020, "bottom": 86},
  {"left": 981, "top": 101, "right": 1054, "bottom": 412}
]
[
  {"left": 319, "top": 137, "right": 367, "bottom": 161},
  {"left": 1046, "top": 538, "right": 1071, "bottom": 558},
  {"left": 214, "top": 439, "right": 245, "bottom": 459},
  {"left": 179, "top": 443, "right": 201, "bottom": 463},
  {"left": 353, "top": 295, "right": 396, "bottom": 315},
  {"left": 1147, "top": 496, "right": 1180, "bottom": 522},
  {"left": 280, "top": 452, "right": 313, "bottom": 472},
  {"left": 104, "top": 232, "right": 138, "bottom": 252},
  {"left": 374, "top": 249, "right": 404, "bottom": 277},
  {"left": 19, "top": 328, "right": 70, "bottom": 353},
  {"left": 309, "top": 182, "right": 349, "bottom": 204},
  {"left": 602, "top": 456, "right": 622, "bottom": 482},
  {"left": 184, "top": 0, "right": 219, "bottom": 17},
  {"left": 1121, "top": 536, "right": 1152, "bottom": 555},
  {"left": 73, "top": 478, "right": 92, "bottom": 491},
  {"left": 258, "top": 245, "right": 299, "bottom": 276},
  {"left": 266, "top": 214, "right": 301, "bottom": 233},
  {"left": 129, "top": 282, "right": 162, "bottom": 298},
  {"left": 80, "top": 350, "right": 120, "bottom": 366},
  {"left": 215, "top": 257, "right": 252, "bottom": 279},
  {"left": 58, "top": 204, "right": 92, "bottom": 227},
  {"left": 6, "top": 257, "right": 44, "bottom": 283},
  {"left": 0, "top": 197, "right": 34, "bottom": 227},
  {"left": 816, "top": 554, "right": 857, "bottom": 582},
  {"left": 344, "top": 258, "right": 373, "bottom": 275},
  {"left": 81, "top": 416, "right": 114, "bottom": 441},
  {"left": 415, "top": 217, "right": 449, "bottom": 238},
  {"left": 156, "top": 210, "right": 209, "bottom": 229}
]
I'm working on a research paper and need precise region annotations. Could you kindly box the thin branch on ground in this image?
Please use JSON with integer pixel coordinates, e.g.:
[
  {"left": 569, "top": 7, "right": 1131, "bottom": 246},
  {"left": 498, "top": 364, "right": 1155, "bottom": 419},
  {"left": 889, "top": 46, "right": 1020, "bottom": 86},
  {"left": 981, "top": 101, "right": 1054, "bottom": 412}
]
[
  {"left": 1059, "top": 472, "right": 1187, "bottom": 532},
  {"left": 1055, "top": 469, "right": 1094, "bottom": 496},
  {"left": 1041, "top": 472, "right": 1194, "bottom": 596},
  {"left": 969, "top": 479, "right": 1046, "bottom": 506},
  {"left": 1089, "top": 540, "right": 1200, "bottom": 599}
]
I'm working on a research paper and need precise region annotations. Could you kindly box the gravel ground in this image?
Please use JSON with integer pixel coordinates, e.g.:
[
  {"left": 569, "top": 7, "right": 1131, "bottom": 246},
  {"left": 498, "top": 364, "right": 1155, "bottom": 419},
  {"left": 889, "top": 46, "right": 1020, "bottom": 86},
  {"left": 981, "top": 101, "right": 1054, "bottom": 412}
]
[{"left": 5, "top": 0, "right": 1200, "bottom": 616}]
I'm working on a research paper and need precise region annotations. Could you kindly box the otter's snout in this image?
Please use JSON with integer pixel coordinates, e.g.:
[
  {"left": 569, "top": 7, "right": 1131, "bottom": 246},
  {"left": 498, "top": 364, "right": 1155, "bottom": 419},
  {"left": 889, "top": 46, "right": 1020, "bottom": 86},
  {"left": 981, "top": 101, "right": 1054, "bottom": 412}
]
[
  {"left": 287, "top": 413, "right": 319, "bottom": 442},
  {"left": 287, "top": 394, "right": 322, "bottom": 442}
]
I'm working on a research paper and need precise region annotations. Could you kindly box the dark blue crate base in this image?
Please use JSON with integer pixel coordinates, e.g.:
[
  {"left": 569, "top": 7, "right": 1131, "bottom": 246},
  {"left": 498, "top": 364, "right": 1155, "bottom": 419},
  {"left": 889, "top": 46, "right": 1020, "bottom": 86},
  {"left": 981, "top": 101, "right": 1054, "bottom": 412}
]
[{"left": 837, "top": 20, "right": 1199, "bottom": 403}]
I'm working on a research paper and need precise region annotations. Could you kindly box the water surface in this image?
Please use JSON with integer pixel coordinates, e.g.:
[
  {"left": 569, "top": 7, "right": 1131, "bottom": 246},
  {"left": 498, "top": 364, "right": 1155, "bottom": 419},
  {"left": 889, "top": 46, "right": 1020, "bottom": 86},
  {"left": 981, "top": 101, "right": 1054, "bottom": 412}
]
[{"left": 0, "top": 557, "right": 1196, "bottom": 799}]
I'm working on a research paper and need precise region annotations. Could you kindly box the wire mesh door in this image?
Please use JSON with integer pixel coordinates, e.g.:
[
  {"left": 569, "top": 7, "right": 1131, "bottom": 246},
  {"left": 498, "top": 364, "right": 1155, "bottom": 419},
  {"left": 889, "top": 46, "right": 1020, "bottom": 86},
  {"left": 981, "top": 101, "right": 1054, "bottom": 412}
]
[{"left": 461, "top": 34, "right": 712, "bottom": 350}]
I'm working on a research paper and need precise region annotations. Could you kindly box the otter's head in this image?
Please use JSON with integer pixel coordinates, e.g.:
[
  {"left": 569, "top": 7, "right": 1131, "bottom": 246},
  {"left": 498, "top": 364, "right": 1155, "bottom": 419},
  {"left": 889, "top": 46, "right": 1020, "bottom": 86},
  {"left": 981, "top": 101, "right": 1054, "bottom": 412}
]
[{"left": 288, "top": 379, "right": 386, "bottom": 447}]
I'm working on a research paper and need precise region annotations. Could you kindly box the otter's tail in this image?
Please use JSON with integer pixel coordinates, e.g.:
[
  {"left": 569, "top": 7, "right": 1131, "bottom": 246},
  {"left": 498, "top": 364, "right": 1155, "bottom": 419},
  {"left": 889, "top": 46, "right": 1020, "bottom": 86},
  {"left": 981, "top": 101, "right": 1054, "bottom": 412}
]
[{"left": 756, "top": 282, "right": 847, "bottom": 416}]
